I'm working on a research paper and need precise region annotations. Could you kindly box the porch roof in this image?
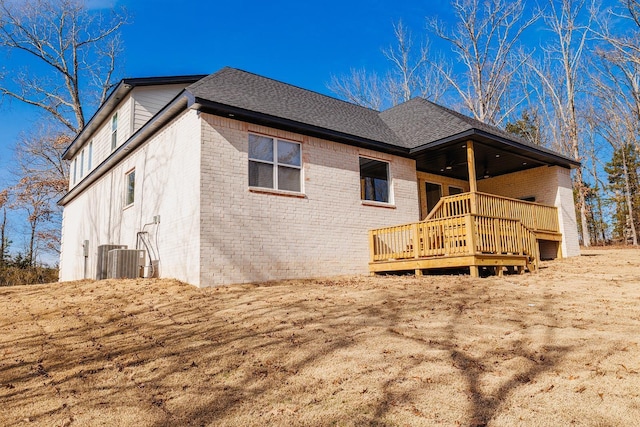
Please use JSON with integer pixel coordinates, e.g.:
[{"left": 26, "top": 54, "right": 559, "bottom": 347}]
[{"left": 379, "top": 98, "right": 580, "bottom": 180}]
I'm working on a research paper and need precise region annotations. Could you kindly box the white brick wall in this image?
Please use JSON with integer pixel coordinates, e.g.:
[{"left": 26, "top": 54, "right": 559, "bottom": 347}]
[
  {"left": 59, "top": 109, "right": 202, "bottom": 284},
  {"left": 478, "top": 166, "right": 580, "bottom": 257},
  {"left": 199, "top": 114, "right": 419, "bottom": 286}
]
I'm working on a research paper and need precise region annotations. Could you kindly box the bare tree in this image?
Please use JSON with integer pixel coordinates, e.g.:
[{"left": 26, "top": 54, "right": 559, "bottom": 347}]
[
  {"left": 0, "top": 0, "right": 126, "bottom": 133},
  {"left": 8, "top": 129, "right": 71, "bottom": 262},
  {"left": 590, "top": 50, "right": 640, "bottom": 245},
  {"left": 328, "top": 21, "right": 445, "bottom": 110},
  {"left": 327, "top": 68, "right": 384, "bottom": 110},
  {"left": 526, "top": 0, "right": 595, "bottom": 247},
  {"left": 11, "top": 175, "right": 55, "bottom": 266},
  {"left": 428, "top": 0, "right": 539, "bottom": 126},
  {"left": 594, "top": 1, "right": 640, "bottom": 143},
  {"left": 0, "top": 189, "right": 8, "bottom": 267},
  {"left": 0, "top": 0, "right": 126, "bottom": 262},
  {"left": 382, "top": 21, "right": 446, "bottom": 106},
  {"left": 14, "top": 129, "right": 70, "bottom": 199}
]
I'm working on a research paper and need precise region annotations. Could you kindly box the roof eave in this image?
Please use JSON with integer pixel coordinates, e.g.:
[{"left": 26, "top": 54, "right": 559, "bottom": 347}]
[
  {"left": 190, "top": 96, "right": 411, "bottom": 157},
  {"left": 62, "top": 75, "right": 208, "bottom": 161}
]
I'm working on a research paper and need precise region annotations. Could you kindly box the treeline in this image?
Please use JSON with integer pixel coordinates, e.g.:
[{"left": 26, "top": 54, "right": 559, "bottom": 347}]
[{"left": 0, "top": 255, "right": 58, "bottom": 287}]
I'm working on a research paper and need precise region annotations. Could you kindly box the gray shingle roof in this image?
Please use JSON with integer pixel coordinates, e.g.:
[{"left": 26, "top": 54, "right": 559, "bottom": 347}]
[
  {"left": 187, "top": 67, "right": 403, "bottom": 146},
  {"left": 187, "top": 67, "right": 576, "bottom": 165},
  {"left": 379, "top": 97, "right": 532, "bottom": 148}
]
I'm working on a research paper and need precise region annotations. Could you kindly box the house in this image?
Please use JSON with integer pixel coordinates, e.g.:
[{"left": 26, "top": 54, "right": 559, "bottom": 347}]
[{"left": 58, "top": 67, "right": 580, "bottom": 286}]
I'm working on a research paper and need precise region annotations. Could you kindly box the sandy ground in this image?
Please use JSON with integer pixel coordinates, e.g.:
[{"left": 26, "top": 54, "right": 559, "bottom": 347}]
[{"left": 1, "top": 248, "right": 639, "bottom": 426}]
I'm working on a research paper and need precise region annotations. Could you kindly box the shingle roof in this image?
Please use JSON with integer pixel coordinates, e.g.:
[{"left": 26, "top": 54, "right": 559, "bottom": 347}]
[
  {"left": 186, "top": 67, "right": 577, "bottom": 165},
  {"left": 379, "top": 97, "right": 532, "bottom": 148},
  {"left": 187, "top": 67, "right": 404, "bottom": 146}
]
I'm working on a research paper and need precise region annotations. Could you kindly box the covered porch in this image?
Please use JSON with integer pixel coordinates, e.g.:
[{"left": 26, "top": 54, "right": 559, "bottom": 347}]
[{"left": 369, "top": 138, "right": 574, "bottom": 277}]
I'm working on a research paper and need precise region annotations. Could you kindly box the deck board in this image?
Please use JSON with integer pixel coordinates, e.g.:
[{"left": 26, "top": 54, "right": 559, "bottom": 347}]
[{"left": 369, "top": 253, "right": 528, "bottom": 274}]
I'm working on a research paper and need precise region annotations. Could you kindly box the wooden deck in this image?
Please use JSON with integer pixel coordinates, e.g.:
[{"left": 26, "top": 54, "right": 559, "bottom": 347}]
[{"left": 369, "top": 192, "right": 561, "bottom": 277}]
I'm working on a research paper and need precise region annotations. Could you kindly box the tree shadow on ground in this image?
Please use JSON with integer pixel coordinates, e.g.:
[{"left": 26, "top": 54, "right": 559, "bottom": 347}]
[{"left": 0, "top": 277, "right": 572, "bottom": 427}]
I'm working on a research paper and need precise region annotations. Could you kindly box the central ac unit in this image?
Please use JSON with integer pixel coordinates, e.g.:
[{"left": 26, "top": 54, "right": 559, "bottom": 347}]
[
  {"left": 96, "top": 244, "right": 127, "bottom": 280},
  {"left": 107, "top": 249, "right": 145, "bottom": 279}
]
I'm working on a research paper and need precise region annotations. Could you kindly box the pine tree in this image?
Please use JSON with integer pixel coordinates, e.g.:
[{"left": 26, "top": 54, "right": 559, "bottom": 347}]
[{"left": 604, "top": 145, "right": 640, "bottom": 243}]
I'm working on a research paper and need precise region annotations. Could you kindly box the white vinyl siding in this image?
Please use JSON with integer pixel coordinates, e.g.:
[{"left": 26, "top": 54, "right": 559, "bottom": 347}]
[
  {"left": 73, "top": 85, "right": 188, "bottom": 181},
  {"left": 132, "top": 84, "right": 189, "bottom": 132}
]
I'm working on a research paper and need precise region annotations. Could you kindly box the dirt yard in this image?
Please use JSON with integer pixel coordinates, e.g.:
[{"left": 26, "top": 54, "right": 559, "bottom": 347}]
[{"left": 1, "top": 248, "right": 639, "bottom": 426}]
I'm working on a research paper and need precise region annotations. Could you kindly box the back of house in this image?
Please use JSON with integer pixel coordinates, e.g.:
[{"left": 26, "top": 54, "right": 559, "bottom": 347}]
[{"left": 58, "top": 67, "right": 580, "bottom": 287}]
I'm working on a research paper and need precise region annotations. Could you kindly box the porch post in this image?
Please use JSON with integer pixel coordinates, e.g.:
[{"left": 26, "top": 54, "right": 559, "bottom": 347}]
[{"left": 466, "top": 140, "right": 478, "bottom": 214}]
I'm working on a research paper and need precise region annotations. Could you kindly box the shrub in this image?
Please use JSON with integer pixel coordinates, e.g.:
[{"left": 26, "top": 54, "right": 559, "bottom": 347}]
[{"left": 0, "top": 266, "right": 59, "bottom": 287}]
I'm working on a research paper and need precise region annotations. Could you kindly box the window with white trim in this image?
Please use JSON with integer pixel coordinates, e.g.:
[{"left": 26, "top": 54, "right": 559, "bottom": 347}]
[
  {"left": 125, "top": 169, "right": 135, "bottom": 207},
  {"left": 360, "top": 157, "right": 390, "bottom": 203},
  {"left": 248, "top": 134, "right": 301, "bottom": 192},
  {"left": 87, "top": 141, "right": 93, "bottom": 171},
  {"left": 111, "top": 113, "right": 118, "bottom": 151},
  {"left": 80, "top": 149, "right": 85, "bottom": 178},
  {"left": 72, "top": 158, "right": 77, "bottom": 185}
]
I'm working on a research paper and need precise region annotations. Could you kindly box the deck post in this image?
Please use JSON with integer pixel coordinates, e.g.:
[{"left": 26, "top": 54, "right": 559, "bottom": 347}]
[
  {"left": 470, "top": 266, "right": 479, "bottom": 277},
  {"left": 412, "top": 223, "right": 421, "bottom": 259},
  {"left": 466, "top": 141, "right": 478, "bottom": 214},
  {"left": 368, "top": 230, "right": 376, "bottom": 263}
]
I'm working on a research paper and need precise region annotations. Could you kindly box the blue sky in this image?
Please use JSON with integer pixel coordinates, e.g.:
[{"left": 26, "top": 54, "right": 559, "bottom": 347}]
[{"left": 0, "top": 0, "right": 455, "bottom": 181}]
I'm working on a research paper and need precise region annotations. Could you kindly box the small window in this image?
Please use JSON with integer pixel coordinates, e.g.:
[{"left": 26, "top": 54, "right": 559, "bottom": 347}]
[
  {"left": 248, "top": 134, "right": 301, "bottom": 192},
  {"left": 360, "top": 157, "right": 390, "bottom": 203},
  {"left": 448, "top": 186, "right": 463, "bottom": 196},
  {"left": 72, "top": 158, "right": 77, "bottom": 185},
  {"left": 87, "top": 141, "right": 93, "bottom": 171},
  {"left": 111, "top": 113, "right": 118, "bottom": 151},
  {"left": 125, "top": 169, "right": 135, "bottom": 206},
  {"left": 80, "top": 149, "right": 85, "bottom": 178}
]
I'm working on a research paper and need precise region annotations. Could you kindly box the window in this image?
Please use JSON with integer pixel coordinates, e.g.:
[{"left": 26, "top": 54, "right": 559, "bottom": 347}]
[
  {"left": 360, "top": 157, "right": 390, "bottom": 203},
  {"left": 125, "top": 169, "right": 135, "bottom": 206},
  {"left": 87, "top": 141, "right": 93, "bottom": 171},
  {"left": 111, "top": 113, "right": 118, "bottom": 151},
  {"left": 248, "top": 134, "right": 301, "bottom": 192},
  {"left": 80, "top": 149, "right": 85, "bottom": 178},
  {"left": 448, "top": 186, "right": 463, "bottom": 196},
  {"left": 72, "top": 158, "right": 77, "bottom": 185}
]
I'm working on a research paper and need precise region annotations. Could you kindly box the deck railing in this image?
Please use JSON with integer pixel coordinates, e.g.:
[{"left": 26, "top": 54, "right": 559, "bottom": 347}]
[
  {"left": 426, "top": 192, "right": 559, "bottom": 233},
  {"left": 369, "top": 213, "right": 539, "bottom": 269}
]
